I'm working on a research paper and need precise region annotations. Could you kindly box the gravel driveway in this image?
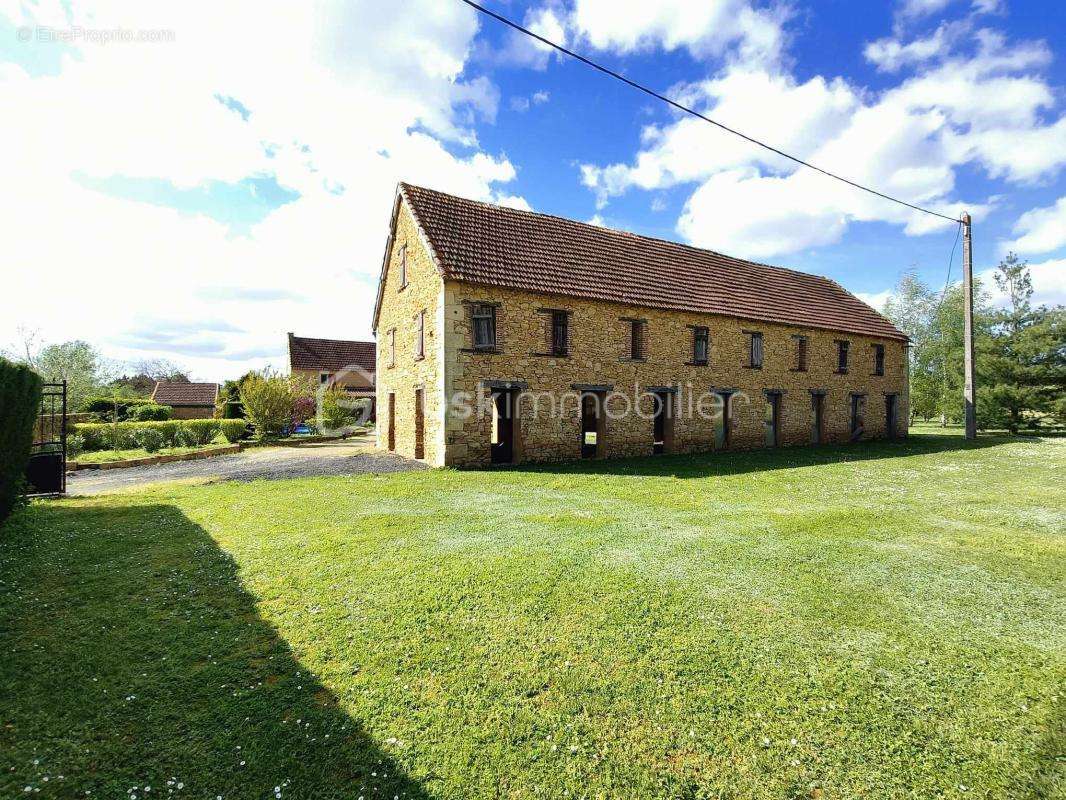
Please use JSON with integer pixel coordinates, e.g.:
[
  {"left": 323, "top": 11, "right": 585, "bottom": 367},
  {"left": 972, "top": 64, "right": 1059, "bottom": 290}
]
[{"left": 68, "top": 438, "right": 423, "bottom": 496}]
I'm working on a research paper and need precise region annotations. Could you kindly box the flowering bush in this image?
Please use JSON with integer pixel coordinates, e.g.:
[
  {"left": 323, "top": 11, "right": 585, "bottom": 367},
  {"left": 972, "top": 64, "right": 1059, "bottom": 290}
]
[{"left": 239, "top": 372, "right": 292, "bottom": 439}]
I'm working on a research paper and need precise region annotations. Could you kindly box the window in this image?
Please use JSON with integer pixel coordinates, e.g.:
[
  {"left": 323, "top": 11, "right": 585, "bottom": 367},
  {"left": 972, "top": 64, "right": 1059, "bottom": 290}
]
[
  {"left": 414, "top": 310, "right": 425, "bottom": 360},
  {"left": 692, "top": 326, "right": 709, "bottom": 365},
  {"left": 873, "top": 343, "right": 885, "bottom": 376},
  {"left": 551, "top": 311, "right": 568, "bottom": 356},
  {"left": 319, "top": 371, "right": 331, "bottom": 385},
  {"left": 628, "top": 319, "right": 645, "bottom": 360},
  {"left": 472, "top": 304, "right": 497, "bottom": 350},
  {"left": 388, "top": 329, "right": 396, "bottom": 368},
  {"left": 793, "top": 336, "right": 808, "bottom": 372},
  {"left": 398, "top": 244, "right": 407, "bottom": 289},
  {"left": 749, "top": 332, "right": 764, "bottom": 369},
  {"left": 836, "top": 340, "right": 850, "bottom": 374}
]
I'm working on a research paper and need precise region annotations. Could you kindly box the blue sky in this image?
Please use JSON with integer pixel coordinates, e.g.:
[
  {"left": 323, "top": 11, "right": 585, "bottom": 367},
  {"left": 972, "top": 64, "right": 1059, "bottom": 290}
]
[{"left": 1, "top": 0, "right": 1064, "bottom": 380}]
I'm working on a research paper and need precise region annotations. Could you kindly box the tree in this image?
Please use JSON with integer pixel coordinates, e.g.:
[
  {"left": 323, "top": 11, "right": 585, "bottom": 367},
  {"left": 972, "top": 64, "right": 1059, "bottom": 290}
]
[
  {"left": 883, "top": 272, "right": 938, "bottom": 422},
  {"left": 238, "top": 371, "right": 293, "bottom": 438},
  {"left": 109, "top": 359, "right": 190, "bottom": 397},
  {"left": 992, "top": 252, "right": 1033, "bottom": 328},
  {"left": 978, "top": 260, "right": 1065, "bottom": 433},
  {"left": 25, "top": 340, "right": 114, "bottom": 413}
]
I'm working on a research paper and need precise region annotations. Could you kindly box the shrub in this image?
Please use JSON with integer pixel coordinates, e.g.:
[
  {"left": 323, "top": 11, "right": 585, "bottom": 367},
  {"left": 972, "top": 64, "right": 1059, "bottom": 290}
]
[
  {"left": 72, "top": 421, "right": 182, "bottom": 452},
  {"left": 319, "top": 388, "right": 370, "bottom": 433},
  {"left": 0, "top": 358, "right": 43, "bottom": 524},
  {"left": 67, "top": 433, "right": 85, "bottom": 459},
  {"left": 177, "top": 419, "right": 221, "bottom": 447},
  {"left": 239, "top": 373, "right": 293, "bottom": 438},
  {"left": 128, "top": 403, "right": 172, "bottom": 422},
  {"left": 133, "top": 427, "right": 166, "bottom": 453},
  {"left": 218, "top": 419, "right": 248, "bottom": 443},
  {"left": 82, "top": 396, "right": 155, "bottom": 421}
]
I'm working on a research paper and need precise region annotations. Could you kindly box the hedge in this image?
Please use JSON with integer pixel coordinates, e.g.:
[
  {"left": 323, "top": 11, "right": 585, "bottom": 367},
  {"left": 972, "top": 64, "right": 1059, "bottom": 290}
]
[
  {"left": 127, "top": 403, "right": 173, "bottom": 421},
  {"left": 72, "top": 418, "right": 249, "bottom": 452},
  {"left": 82, "top": 396, "right": 157, "bottom": 421},
  {"left": 1, "top": 358, "right": 43, "bottom": 524}
]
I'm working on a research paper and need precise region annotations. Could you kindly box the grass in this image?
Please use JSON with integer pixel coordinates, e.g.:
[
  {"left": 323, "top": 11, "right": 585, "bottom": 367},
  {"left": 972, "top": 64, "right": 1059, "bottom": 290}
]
[
  {"left": 74, "top": 442, "right": 234, "bottom": 464},
  {"left": 1, "top": 429, "right": 1063, "bottom": 799}
]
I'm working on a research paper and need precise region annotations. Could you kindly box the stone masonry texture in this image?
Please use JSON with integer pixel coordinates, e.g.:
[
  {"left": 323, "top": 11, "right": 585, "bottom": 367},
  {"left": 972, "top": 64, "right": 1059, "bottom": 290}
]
[{"left": 376, "top": 198, "right": 908, "bottom": 468}]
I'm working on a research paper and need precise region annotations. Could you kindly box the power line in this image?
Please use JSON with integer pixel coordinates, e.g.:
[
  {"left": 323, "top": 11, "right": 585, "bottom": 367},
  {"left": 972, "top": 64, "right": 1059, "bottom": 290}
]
[
  {"left": 460, "top": 0, "right": 961, "bottom": 224},
  {"left": 937, "top": 220, "right": 964, "bottom": 310}
]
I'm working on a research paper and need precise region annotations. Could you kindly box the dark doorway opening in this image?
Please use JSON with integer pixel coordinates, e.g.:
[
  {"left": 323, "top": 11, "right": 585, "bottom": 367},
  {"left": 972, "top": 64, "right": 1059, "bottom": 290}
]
[
  {"left": 387, "top": 393, "right": 396, "bottom": 452},
  {"left": 885, "top": 394, "right": 898, "bottom": 441},
  {"left": 491, "top": 389, "right": 517, "bottom": 464},
  {"left": 580, "top": 392, "right": 605, "bottom": 458},
  {"left": 413, "top": 388, "right": 425, "bottom": 460},
  {"left": 714, "top": 391, "right": 732, "bottom": 449},
  {"left": 764, "top": 392, "right": 781, "bottom": 448},
  {"left": 850, "top": 393, "right": 866, "bottom": 442},
  {"left": 651, "top": 391, "right": 674, "bottom": 455},
  {"left": 811, "top": 392, "right": 825, "bottom": 445}
]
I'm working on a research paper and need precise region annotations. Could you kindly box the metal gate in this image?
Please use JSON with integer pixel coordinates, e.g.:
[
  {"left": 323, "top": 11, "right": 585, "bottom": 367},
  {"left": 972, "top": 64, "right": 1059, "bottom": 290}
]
[{"left": 25, "top": 381, "right": 67, "bottom": 496}]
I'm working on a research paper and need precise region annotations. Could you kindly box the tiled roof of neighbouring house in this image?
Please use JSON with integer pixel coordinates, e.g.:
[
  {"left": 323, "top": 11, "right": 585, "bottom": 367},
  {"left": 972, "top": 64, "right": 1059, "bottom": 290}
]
[
  {"left": 288, "top": 334, "right": 377, "bottom": 374},
  {"left": 398, "top": 183, "right": 907, "bottom": 341},
  {"left": 150, "top": 381, "right": 219, "bottom": 407}
]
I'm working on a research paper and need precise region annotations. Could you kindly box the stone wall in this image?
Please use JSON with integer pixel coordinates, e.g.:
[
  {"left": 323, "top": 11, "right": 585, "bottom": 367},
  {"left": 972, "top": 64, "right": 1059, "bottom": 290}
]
[
  {"left": 170, "top": 405, "right": 215, "bottom": 420},
  {"left": 374, "top": 201, "right": 445, "bottom": 464},
  {"left": 441, "top": 282, "right": 908, "bottom": 467},
  {"left": 291, "top": 368, "right": 374, "bottom": 391}
]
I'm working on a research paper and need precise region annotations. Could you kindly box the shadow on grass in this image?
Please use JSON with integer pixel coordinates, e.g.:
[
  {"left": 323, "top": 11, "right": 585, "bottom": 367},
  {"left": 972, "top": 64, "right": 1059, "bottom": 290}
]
[
  {"left": 0, "top": 503, "right": 432, "bottom": 799},
  {"left": 510, "top": 432, "right": 1012, "bottom": 479}
]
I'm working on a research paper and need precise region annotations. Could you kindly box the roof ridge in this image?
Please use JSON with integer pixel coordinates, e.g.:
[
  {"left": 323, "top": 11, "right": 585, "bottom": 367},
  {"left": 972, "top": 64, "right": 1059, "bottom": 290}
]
[{"left": 398, "top": 181, "right": 843, "bottom": 287}]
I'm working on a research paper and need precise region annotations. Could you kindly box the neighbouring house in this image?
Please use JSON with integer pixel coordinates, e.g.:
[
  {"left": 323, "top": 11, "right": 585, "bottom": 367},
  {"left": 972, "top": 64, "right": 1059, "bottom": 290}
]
[
  {"left": 287, "top": 333, "right": 376, "bottom": 418},
  {"left": 372, "top": 183, "right": 909, "bottom": 467},
  {"left": 150, "top": 381, "right": 220, "bottom": 420}
]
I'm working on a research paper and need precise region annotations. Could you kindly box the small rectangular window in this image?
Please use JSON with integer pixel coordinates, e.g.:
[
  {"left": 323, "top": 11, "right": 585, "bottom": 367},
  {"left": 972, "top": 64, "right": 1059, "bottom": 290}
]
[
  {"left": 551, "top": 311, "right": 568, "bottom": 356},
  {"left": 388, "top": 329, "right": 396, "bottom": 368},
  {"left": 837, "top": 340, "right": 850, "bottom": 373},
  {"left": 692, "top": 326, "right": 709, "bottom": 365},
  {"left": 794, "top": 336, "right": 808, "bottom": 372},
  {"left": 472, "top": 304, "right": 497, "bottom": 350},
  {"left": 749, "top": 332, "right": 764, "bottom": 369},
  {"left": 319, "top": 372, "right": 331, "bottom": 385},
  {"left": 398, "top": 244, "right": 407, "bottom": 289},
  {"left": 415, "top": 310, "right": 425, "bottom": 360},
  {"left": 873, "top": 343, "right": 885, "bottom": 376},
  {"left": 629, "top": 320, "right": 645, "bottom": 360}
]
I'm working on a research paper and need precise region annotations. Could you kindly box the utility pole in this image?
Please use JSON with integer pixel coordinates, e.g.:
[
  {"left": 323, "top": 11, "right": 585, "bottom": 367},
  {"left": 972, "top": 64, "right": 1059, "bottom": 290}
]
[{"left": 962, "top": 212, "right": 977, "bottom": 440}]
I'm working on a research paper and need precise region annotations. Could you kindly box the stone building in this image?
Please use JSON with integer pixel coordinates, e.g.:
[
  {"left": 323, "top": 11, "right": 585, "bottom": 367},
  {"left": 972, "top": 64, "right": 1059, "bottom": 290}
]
[
  {"left": 150, "top": 381, "right": 219, "bottom": 420},
  {"left": 372, "top": 183, "right": 908, "bottom": 467},
  {"left": 287, "top": 333, "right": 376, "bottom": 419}
]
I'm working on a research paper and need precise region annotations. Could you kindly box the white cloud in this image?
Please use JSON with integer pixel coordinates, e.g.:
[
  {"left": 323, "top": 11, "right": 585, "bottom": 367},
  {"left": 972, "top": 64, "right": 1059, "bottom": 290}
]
[
  {"left": 898, "top": 0, "right": 952, "bottom": 18},
  {"left": 864, "top": 22, "right": 960, "bottom": 73},
  {"left": 856, "top": 290, "right": 895, "bottom": 312},
  {"left": 509, "top": 89, "right": 551, "bottom": 113},
  {"left": 0, "top": 1, "right": 529, "bottom": 381},
  {"left": 978, "top": 258, "right": 1066, "bottom": 308},
  {"left": 580, "top": 22, "right": 1062, "bottom": 260},
  {"left": 498, "top": 6, "right": 568, "bottom": 70},
  {"left": 569, "top": 0, "right": 789, "bottom": 66},
  {"left": 1003, "top": 197, "right": 1066, "bottom": 256}
]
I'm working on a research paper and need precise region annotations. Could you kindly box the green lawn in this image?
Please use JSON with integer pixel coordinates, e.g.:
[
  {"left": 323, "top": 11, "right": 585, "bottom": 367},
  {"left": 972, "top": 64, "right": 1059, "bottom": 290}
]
[{"left": 1, "top": 431, "right": 1063, "bottom": 799}]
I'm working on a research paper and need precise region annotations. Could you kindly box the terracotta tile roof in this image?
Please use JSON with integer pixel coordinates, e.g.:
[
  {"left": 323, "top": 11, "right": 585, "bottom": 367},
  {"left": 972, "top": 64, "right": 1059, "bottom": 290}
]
[
  {"left": 288, "top": 334, "right": 376, "bottom": 374},
  {"left": 150, "top": 381, "right": 219, "bottom": 407},
  {"left": 399, "top": 183, "right": 907, "bottom": 341}
]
